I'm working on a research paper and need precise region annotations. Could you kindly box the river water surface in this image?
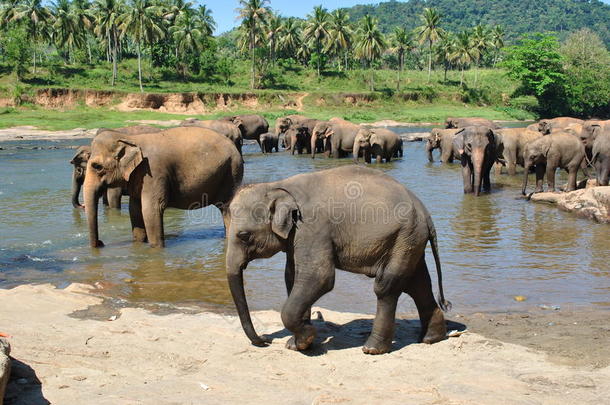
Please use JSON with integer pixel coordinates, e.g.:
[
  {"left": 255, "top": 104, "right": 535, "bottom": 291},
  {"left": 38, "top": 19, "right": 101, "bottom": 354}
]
[{"left": 1, "top": 126, "right": 608, "bottom": 314}]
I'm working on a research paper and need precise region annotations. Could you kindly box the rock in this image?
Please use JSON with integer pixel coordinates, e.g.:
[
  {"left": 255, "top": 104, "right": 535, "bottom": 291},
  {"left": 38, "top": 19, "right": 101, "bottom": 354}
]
[
  {"left": 0, "top": 338, "right": 10, "bottom": 403},
  {"left": 530, "top": 187, "right": 610, "bottom": 223}
]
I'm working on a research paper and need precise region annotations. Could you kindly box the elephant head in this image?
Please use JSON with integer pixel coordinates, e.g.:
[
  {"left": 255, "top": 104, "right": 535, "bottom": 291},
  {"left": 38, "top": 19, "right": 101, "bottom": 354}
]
[
  {"left": 84, "top": 132, "right": 144, "bottom": 247},
  {"left": 70, "top": 146, "right": 91, "bottom": 208},
  {"left": 521, "top": 137, "right": 551, "bottom": 195},
  {"left": 226, "top": 185, "right": 300, "bottom": 346},
  {"left": 311, "top": 122, "right": 333, "bottom": 158},
  {"left": 353, "top": 128, "right": 374, "bottom": 163},
  {"left": 275, "top": 117, "right": 293, "bottom": 136},
  {"left": 426, "top": 129, "right": 443, "bottom": 162},
  {"left": 230, "top": 117, "right": 246, "bottom": 137},
  {"left": 538, "top": 120, "right": 555, "bottom": 135},
  {"left": 445, "top": 118, "right": 458, "bottom": 129},
  {"left": 453, "top": 126, "right": 495, "bottom": 196},
  {"left": 580, "top": 121, "right": 605, "bottom": 149}
]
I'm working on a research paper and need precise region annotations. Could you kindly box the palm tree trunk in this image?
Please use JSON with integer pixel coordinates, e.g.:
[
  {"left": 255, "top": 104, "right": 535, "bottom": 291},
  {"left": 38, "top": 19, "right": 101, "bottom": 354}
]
[
  {"left": 111, "top": 29, "right": 118, "bottom": 87},
  {"left": 32, "top": 47, "right": 36, "bottom": 74},
  {"left": 250, "top": 33, "right": 255, "bottom": 89},
  {"left": 460, "top": 66, "right": 464, "bottom": 86},
  {"left": 137, "top": 40, "right": 143, "bottom": 92},
  {"left": 427, "top": 41, "right": 432, "bottom": 83},
  {"left": 397, "top": 52, "right": 402, "bottom": 91},
  {"left": 474, "top": 61, "right": 479, "bottom": 88}
]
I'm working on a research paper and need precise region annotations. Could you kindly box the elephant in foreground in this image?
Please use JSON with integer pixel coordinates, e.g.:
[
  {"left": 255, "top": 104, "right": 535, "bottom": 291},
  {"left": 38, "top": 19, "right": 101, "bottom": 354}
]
[
  {"left": 353, "top": 127, "right": 402, "bottom": 163},
  {"left": 70, "top": 125, "right": 162, "bottom": 209},
  {"left": 445, "top": 117, "right": 499, "bottom": 129},
  {"left": 181, "top": 119, "right": 243, "bottom": 155},
  {"left": 259, "top": 132, "right": 279, "bottom": 153},
  {"left": 522, "top": 132, "right": 585, "bottom": 194},
  {"left": 538, "top": 117, "right": 584, "bottom": 135},
  {"left": 592, "top": 130, "right": 610, "bottom": 186},
  {"left": 226, "top": 165, "right": 451, "bottom": 354},
  {"left": 311, "top": 118, "right": 360, "bottom": 159},
  {"left": 453, "top": 126, "right": 497, "bottom": 196},
  {"left": 221, "top": 114, "right": 269, "bottom": 151},
  {"left": 492, "top": 128, "right": 542, "bottom": 175},
  {"left": 426, "top": 128, "right": 461, "bottom": 163},
  {"left": 84, "top": 127, "right": 243, "bottom": 248}
]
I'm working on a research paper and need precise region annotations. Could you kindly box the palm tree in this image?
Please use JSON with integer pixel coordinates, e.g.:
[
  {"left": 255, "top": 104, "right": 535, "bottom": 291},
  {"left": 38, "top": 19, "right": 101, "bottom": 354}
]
[
  {"left": 118, "top": 0, "right": 163, "bottom": 91},
  {"left": 490, "top": 25, "right": 505, "bottom": 67},
  {"left": 470, "top": 24, "right": 492, "bottom": 87},
  {"left": 72, "top": 0, "right": 94, "bottom": 63},
  {"left": 52, "top": 0, "right": 81, "bottom": 63},
  {"left": 354, "top": 15, "right": 386, "bottom": 91},
  {"left": 303, "top": 5, "right": 330, "bottom": 77},
  {"left": 12, "top": 0, "right": 53, "bottom": 73},
  {"left": 265, "top": 12, "right": 282, "bottom": 65},
  {"left": 326, "top": 9, "right": 352, "bottom": 71},
  {"left": 169, "top": 7, "right": 203, "bottom": 78},
  {"left": 391, "top": 27, "right": 414, "bottom": 90},
  {"left": 415, "top": 7, "right": 443, "bottom": 83},
  {"left": 435, "top": 31, "right": 454, "bottom": 82},
  {"left": 451, "top": 30, "right": 475, "bottom": 86},
  {"left": 94, "top": 0, "right": 123, "bottom": 86},
  {"left": 236, "top": 0, "right": 269, "bottom": 89},
  {"left": 278, "top": 17, "right": 301, "bottom": 57},
  {"left": 196, "top": 4, "right": 215, "bottom": 36},
  {"left": 0, "top": 0, "right": 23, "bottom": 29}
]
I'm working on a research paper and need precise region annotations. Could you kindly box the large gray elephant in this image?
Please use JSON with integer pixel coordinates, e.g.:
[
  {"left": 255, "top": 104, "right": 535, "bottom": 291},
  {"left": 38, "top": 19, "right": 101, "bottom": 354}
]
[
  {"left": 181, "top": 118, "right": 243, "bottom": 155},
  {"left": 259, "top": 132, "right": 279, "bottom": 153},
  {"left": 84, "top": 127, "right": 243, "bottom": 248},
  {"left": 70, "top": 125, "right": 162, "bottom": 209},
  {"left": 284, "top": 125, "right": 313, "bottom": 155},
  {"left": 311, "top": 118, "right": 360, "bottom": 159},
  {"left": 492, "top": 128, "right": 542, "bottom": 175},
  {"left": 353, "top": 127, "right": 402, "bottom": 163},
  {"left": 452, "top": 126, "right": 497, "bottom": 196},
  {"left": 592, "top": 129, "right": 610, "bottom": 186},
  {"left": 221, "top": 114, "right": 269, "bottom": 151},
  {"left": 521, "top": 132, "right": 585, "bottom": 194},
  {"left": 225, "top": 165, "right": 450, "bottom": 354},
  {"left": 445, "top": 117, "right": 499, "bottom": 129},
  {"left": 579, "top": 120, "right": 610, "bottom": 159},
  {"left": 538, "top": 117, "right": 584, "bottom": 135},
  {"left": 426, "top": 128, "right": 461, "bottom": 163}
]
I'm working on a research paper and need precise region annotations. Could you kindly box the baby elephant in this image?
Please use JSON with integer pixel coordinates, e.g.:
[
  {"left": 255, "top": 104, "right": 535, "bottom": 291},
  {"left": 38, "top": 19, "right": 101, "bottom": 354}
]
[
  {"left": 259, "top": 132, "right": 279, "bottom": 153},
  {"left": 353, "top": 127, "right": 402, "bottom": 163},
  {"left": 226, "top": 165, "right": 450, "bottom": 355}
]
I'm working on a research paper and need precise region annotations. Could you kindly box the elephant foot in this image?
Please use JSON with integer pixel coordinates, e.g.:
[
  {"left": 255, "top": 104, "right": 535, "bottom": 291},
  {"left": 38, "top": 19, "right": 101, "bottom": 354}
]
[
  {"left": 132, "top": 229, "right": 147, "bottom": 243},
  {"left": 362, "top": 334, "right": 392, "bottom": 355},
  {"left": 91, "top": 240, "right": 105, "bottom": 248},
  {"left": 285, "top": 326, "right": 316, "bottom": 351},
  {"left": 420, "top": 308, "right": 447, "bottom": 344}
]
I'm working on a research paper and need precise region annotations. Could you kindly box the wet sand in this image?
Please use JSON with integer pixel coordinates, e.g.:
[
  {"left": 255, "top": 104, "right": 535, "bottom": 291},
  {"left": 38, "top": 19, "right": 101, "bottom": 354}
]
[{"left": 1, "top": 284, "right": 608, "bottom": 404}]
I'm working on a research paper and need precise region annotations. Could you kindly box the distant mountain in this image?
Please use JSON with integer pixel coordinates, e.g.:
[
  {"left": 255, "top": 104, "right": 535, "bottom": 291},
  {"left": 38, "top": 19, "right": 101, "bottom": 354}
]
[{"left": 341, "top": 0, "right": 610, "bottom": 45}]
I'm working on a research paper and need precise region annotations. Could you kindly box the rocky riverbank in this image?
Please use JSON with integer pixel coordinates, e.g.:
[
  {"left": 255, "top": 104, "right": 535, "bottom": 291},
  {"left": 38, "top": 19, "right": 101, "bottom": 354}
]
[{"left": 530, "top": 186, "right": 610, "bottom": 223}]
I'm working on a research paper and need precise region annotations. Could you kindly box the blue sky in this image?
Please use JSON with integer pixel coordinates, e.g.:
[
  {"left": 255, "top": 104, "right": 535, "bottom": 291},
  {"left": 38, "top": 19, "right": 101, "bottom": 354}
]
[{"left": 207, "top": 0, "right": 610, "bottom": 34}]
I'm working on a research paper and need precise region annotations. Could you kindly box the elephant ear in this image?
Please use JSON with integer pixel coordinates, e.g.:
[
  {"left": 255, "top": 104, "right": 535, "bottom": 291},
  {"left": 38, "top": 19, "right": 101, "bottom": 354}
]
[
  {"left": 115, "top": 139, "right": 143, "bottom": 182},
  {"left": 324, "top": 125, "right": 334, "bottom": 138},
  {"left": 452, "top": 129, "right": 466, "bottom": 155},
  {"left": 267, "top": 188, "right": 300, "bottom": 240},
  {"left": 70, "top": 148, "right": 90, "bottom": 165}
]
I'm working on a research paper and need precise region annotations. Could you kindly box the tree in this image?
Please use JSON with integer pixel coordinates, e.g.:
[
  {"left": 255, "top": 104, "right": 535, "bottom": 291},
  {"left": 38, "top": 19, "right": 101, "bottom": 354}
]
[
  {"left": 94, "top": 0, "right": 123, "bottom": 86},
  {"left": 169, "top": 7, "right": 204, "bottom": 78},
  {"left": 12, "top": 0, "right": 53, "bottom": 73},
  {"left": 326, "top": 9, "right": 352, "bottom": 71},
  {"left": 390, "top": 27, "right": 414, "bottom": 90},
  {"left": 303, "top": 5, "right": 330, "bottom": 77},
  {"left": 490, "top": 25, "right": 505, "bottom": 67},
  {"left": 278, "top": 17, "right": 301, "bottom": 57},
  {"left": 236, "top": 0, "right": 269, "bottom": 89},
  {"left": 354, "top": 15, "right": 386, "bottom": 91},
  {"left": 435, "top": 31, "right": 455, "bottom": 82},
  {"left": 415, "top": 7, "right": 442, "bottom": 83},
  {"left": 470, "top": 24, "right": 492, "bottom": 87},
  {"left": 196, "top": 4, "right": 215, "bottom": 36},
  {"left": 451, "top": 30, "right": 475, "bottom": 86},
  {"left": 265, "top": 12, "right": 282, "bottom": 65}
]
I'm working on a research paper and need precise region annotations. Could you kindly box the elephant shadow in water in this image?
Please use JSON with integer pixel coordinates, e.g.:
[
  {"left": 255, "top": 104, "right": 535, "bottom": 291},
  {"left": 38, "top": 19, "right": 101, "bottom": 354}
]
[{"left": 263, "top": 314, "right": 466, "bottom": 357}]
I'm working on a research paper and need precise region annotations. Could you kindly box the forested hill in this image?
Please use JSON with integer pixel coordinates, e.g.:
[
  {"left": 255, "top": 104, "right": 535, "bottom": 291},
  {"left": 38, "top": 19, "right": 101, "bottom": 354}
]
[{"left": 341, "top": 0, "right": 610, "bottom": 45}]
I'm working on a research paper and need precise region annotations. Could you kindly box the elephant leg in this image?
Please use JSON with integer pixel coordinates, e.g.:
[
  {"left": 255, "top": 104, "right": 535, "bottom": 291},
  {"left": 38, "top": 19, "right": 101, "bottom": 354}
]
[
  {"left": 129, "top": 196, "right": 147, "bottom": 243},
  {"left": 376, "top": 154, "right": 383, "bottom": 163},
  {"left": 507, "top": 148, "right": 517, "bottom": 176},
  {"left": 483, "top": 162, "right": 492, "bottom": 192},
  {"left": 566, "top": 166, "right": 578, "bottom": 192},
  {"left": 386, "top": 154, "right": 392, "bottom": 163},
  {"left": 404, "top": 256, "right": 446, "bottom": 344},
  {"left": 142, "top": 198, "right": 165, "bottom": 248},
  {"left": 535, "top": 164, "right": 546, "bottom": 193},
  {"left": 257, "top": 139, "right": 264, "bottom": 153},
  {"left": 494, "top": 162, "right": 503, "bottom": 176},
  {"left": 284, "top": 249, "right": 311, "bottom": 324},
  {"left": 365, "top": 150, "right": 371, "bottom": 164},
  {"left": 546, "top": 164, "right": 557, "bottom": 192},
  {"left": 106, "top": 187, "right": 122, "bottom": 209},
  {"left": 362, "top": 287, "right": 401, "bottom": 355}
]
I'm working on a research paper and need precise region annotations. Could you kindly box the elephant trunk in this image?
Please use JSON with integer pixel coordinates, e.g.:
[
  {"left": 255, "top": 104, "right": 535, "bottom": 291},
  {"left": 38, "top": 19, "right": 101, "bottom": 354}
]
[
  {"left": 472, "top": 149, "right": 485, "bottom": 197},
  {"left": 426, "top": 142, "right": 434, "bottom": 162},
  {"left": 599, "top": 163, "right": 609, "bottom": 186},
  {"left": 71, "top": 169, "right": 83, "bottom": 208},
  {"left": 311, "top": 134, "right": 318, "bottom": 159},
  {"left": 226, "top": 248, "right": 267, "bottom": 346},
  {"left": 522, "top": 161, "right": 531, "bottom": 195},
  {"left": 353, "top": 142, "right": 361, "bottom": 163},
  {"left": 84, "top": 172, "right": 103, "bottom": 248}
]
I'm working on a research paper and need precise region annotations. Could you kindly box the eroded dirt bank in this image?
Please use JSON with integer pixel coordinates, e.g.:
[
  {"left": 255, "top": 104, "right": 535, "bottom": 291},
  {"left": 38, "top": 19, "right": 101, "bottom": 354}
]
[{"left": 1, "top": 284, "right": 608, "bottom": 405}]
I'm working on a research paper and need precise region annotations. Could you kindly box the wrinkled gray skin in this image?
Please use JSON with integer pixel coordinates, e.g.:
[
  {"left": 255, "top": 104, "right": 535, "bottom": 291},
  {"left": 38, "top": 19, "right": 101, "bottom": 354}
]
[
  {"left": 311, "top": 118, "right": 360, "bottom": 159},
  {"left": 84, "top": 127, "right": 243, "bottom": 248},
  {"left": 492, "top": 128, "right": 542, "bottom": 175},
  {"left": 221, "top": 114, "right": 269, "bottom": 152},
  {"left": 526, "top": 123, "right": 540, "bottom": 133},
  {"left": 445, "top": 117, "right": 499, "bottom": 129},
  {"left": 226, "top": 165, "right": 450, "bottom": 354},
  {"left": 592, "top": 129, "right": 610, "bottom": 186},
  {"left": 579, "top": 120, "right": 610, "bottom": 162},
  {"left": 181, "top": 119, "right": 243, "bottom": 155},
  {"left": 275, "top": 115, "right": 321, "bottom": 152},
  {"left": 426, "top": 128, "right": 461, "bottom": 163},
  {"left": 353, "top": 127, "right": 402, "bottom": 163},
  {"left": 538, "top": 117, "right": 584, "bottom": 135},
  {"left": 453, "top": 126, "right": 497, "bottom": 196},
  {"left": 284, "top": 125, "right": 313, "bottom": 155},
  {"left": 259, "top": 132, "right": 279, "bottom": 153},
  {"left": 522, "top": 132, "right": 585, "bottom": 195},
  {"left": 70, "top": 125, "right": 162, "bottom": 209}
]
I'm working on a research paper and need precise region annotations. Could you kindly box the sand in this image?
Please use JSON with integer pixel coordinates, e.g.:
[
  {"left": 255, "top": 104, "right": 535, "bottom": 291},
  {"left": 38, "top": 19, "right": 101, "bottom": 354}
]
[{"left": 1, "top": 283, "right": 608, "bottom": 405}]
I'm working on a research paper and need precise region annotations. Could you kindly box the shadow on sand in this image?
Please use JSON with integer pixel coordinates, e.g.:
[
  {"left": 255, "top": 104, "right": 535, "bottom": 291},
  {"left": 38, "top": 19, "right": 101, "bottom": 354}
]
[{"left": 4, "top": 358, "right": 50, "bottom": 405}]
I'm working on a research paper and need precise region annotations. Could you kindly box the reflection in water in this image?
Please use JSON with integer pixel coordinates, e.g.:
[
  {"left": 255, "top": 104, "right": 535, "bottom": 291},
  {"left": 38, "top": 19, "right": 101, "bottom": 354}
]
[{"left": 0, "top": 134, "right": 609, "bottom": 313}]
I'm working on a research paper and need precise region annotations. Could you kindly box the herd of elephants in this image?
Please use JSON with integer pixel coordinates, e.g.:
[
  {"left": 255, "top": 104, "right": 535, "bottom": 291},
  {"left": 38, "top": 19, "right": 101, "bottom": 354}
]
[{"left": 67, "top": 113, "right": 609, "bottom": 354}]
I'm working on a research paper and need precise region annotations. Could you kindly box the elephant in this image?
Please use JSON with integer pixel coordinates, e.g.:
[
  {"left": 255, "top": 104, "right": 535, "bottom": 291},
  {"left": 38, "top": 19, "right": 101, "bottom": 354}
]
[
  {"left": 311, "top": 118, "right": 361, "bottom": 159},
  {"left": 221, "top": 114, "right": 269, "bottom": 151},
  {"left": 452, "top": 126, "right": 497, "bottom": 196},
  {"left": 284, "top": 125, "right": 312, "bottom": 155},
  {"left": 275, "top": 115, "right": 320, "bottom": 152},
  {"left": 445, "top": 117, "right": 499, "bottom": 129},
  {"left": 526, "top": 123, "right": 541, "bottom": 133},
  {"left": 353, "top": 127, "right": 402, "bottom": 163},
  {"left": 259, "top": 132, "right": 279, "bottom": 153},
  {"left": 70, "top": 126, "right": 163, "bottom": 209},
  {"left": 426, "top": 128, "right": 461, "bottom": 163},
  {"left": 538, "top": 117, "right": 584, "bottom": 135},
  {"left": 225, "top": 165, "right": 451, "bottom": 354},
  {"left": 181, "top": 119, "right": 243, "bottom": 155},
  {"left": 84, "top": 126, "right": 243, "bottom": 248},
  {"left": 579, "top": 120, "right": 610, "bottom": 160},
  {"left": 492, "top": 128, "right": 542, "bottom": 175},
  {"left": 521, "top": 132, "right": 586, "bottom": 195},
  {"left": 592, "top": 130, "right": 610, "bottom": 186}
]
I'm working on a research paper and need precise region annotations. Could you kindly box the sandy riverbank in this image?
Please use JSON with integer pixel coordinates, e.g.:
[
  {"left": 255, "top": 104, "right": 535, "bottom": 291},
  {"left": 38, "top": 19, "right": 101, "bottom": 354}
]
[{"left": 1, "top": 283, "right": 608, "bottom": 404}]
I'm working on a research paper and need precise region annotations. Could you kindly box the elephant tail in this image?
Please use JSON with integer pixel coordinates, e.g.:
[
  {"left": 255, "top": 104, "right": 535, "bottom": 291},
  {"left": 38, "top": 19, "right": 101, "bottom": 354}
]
[{"left": 427, "top": 216, "right": 452, "bottom": 312}]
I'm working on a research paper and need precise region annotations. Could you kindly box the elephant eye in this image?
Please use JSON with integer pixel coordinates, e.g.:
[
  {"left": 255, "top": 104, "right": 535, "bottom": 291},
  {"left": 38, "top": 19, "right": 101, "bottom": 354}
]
[
  {"left": 237, "top": 231, "right": 252, "bottom": 242},
  {"left": 91, "top": 162, "right": 104, "bottom": 172}
]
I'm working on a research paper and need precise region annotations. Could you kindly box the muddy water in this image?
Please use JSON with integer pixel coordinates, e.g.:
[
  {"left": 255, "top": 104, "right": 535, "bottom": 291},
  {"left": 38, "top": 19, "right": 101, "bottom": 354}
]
[{"left": 0, "top": 128, "right": 608, "bottom": 314}]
